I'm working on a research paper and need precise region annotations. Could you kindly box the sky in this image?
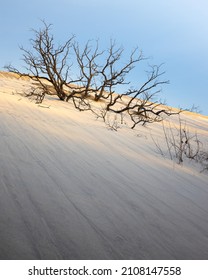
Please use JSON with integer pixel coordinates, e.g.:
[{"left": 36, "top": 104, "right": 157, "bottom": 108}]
[{"left": 1, "top": 0, "right": 208, "bottom": 115}]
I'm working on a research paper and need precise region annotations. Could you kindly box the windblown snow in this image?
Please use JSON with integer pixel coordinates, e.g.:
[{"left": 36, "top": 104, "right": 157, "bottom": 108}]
[{"left": 0, "top": 71, "right": 208, "bottom": 259}]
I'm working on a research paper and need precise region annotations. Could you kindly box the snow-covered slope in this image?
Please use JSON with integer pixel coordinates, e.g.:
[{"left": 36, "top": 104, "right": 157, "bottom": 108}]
[{"left": 0, "top": 72, "right": 208, "bottom": 259}]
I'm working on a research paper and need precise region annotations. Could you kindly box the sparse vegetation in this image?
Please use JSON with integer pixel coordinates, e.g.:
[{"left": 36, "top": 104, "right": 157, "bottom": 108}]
[
  {"left": 5, "top": 21, "right": 180, "bottom": 129},
  {"left": 152, "top": 116, "right": 208, "bottom": 172}
]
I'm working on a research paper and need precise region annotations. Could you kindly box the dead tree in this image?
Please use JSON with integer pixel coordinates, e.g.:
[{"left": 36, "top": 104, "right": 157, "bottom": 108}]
[
  {"left": 5, "top": 21, "right": 178, "bottom": 128},
  {"left": 73, "top": 40, "right": 145, "bottom": 102},
  {"left": 94, "top": 42, "right": 144, "bottom": 102},
  {"left": 73, "top": 40, "right": 103, "bottom": 98},
  {"left": 5, "top": 21, "right": 79, "bottom": 102},
  {"left": 72, "top": 40, "right": 178, "bottom": 128},
  {"left": 104, "top": 64, "right": 180, "bottom": 128}
]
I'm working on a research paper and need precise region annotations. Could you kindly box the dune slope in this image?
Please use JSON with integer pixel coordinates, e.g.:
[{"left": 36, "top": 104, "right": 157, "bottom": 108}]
[{"left": 0, "top": 72, "right": 208, "bottom": 259}]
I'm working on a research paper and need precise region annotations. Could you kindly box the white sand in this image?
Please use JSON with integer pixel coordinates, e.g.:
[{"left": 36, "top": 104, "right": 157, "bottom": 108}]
[{"left": 0, "top": 72, "right": 208, "bottom": 259}]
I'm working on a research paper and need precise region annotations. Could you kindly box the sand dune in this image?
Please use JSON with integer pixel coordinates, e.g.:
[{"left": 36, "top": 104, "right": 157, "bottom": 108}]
[{"left": 0, "top": 72, "right": 208, "bottom": 259}]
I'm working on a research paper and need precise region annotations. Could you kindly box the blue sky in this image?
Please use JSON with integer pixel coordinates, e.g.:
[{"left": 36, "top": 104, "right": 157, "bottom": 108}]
[{"left": 1, "top": 0, "right": 208, "bottom": 115}]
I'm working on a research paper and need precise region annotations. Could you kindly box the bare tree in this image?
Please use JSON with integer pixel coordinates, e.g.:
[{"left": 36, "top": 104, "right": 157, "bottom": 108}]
[
  {"left": 94, "top": 42, "right": 144, "bottom": 101},
  {"left": 5, "top": 21, "right": 178, "bottom": 128},
  {"left": 5, "top": 21, "right": 79, "bottom": 102},
  {"left": 73, "top": 40, "right": 145, "bottom": 102},
  {"left": 72, "top": 40, "right": 103, "bottom": 99},
  {"left": 71, "top": 39, "right": 177, "bottom": 128},
  {"left": 104, "top": 64, "right": 179, "bottom": 128}
]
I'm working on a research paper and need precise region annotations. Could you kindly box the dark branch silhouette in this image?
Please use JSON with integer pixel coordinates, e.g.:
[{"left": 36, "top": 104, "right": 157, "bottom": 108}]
[{"left": 5, "top": 21, "right": 180, "bottom": 128}]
